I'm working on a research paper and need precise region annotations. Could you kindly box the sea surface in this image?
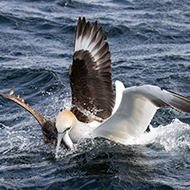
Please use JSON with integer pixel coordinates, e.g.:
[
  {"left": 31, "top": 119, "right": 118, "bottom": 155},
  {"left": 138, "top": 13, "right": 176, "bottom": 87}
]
[{"left": 0, "top": 0, "right": 190, "bottom": 189}]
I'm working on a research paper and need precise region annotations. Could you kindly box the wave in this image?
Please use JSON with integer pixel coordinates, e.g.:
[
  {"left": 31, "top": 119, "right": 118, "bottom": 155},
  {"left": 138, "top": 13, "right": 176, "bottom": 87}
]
[{"left": 131, "top": 119, "right": 190, "bottom": 153}]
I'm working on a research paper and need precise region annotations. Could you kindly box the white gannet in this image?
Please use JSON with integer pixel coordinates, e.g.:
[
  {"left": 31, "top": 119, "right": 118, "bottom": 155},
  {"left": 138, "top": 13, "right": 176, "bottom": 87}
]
[
  {"left": 1, "top": 17, "right": 190, "bottom": 156},
  {"left": 55, "top": 17, "right": 190, "bottom": 154},
  {"left": 56, "top": 80, "right": 190, "bottom": 152}
]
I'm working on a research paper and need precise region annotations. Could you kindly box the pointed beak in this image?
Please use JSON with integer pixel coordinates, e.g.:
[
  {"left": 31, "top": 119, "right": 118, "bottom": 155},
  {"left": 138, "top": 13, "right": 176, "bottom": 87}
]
[
  {"left": 56, "top": 133, "right": 63, "bottom": 155},
  {"left": 62, "top": 130, "right": 74, "bottom": 149},
  {"left": 56, "top": 130, "right": 74, "bottom": 156}
]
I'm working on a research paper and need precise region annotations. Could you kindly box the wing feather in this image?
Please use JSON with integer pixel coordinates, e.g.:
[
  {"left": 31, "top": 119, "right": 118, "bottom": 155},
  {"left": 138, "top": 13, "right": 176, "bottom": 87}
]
[
  {"left": 93, "top": 83, "right": 190, "bottom": 144},
  {"left": 70, "top": 17, "right": 114, "bottom": 123}
]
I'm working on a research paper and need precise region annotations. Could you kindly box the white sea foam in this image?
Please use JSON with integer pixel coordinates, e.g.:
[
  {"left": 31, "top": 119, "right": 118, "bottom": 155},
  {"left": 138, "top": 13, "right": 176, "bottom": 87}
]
[{"left": 129, "top": 119, "right": 190, "bottom": 152}]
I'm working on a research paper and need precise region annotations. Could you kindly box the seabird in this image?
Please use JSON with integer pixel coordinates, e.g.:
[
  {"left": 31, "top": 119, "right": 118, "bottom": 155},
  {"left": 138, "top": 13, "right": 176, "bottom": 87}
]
[{"left": 1, "top": 17, "right": 190, "bottom": 156}]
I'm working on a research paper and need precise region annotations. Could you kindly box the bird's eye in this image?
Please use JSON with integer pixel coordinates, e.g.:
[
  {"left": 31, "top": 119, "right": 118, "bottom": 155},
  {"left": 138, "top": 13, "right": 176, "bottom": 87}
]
[
  {"left": 58, "top": 127, "right": 71, "bottom": 134},
  {"left": 63, "top": 127, "right": 71, "bottom": 133},
  {"left": 66, "top": 127, "right": 71, "bottom": 131}
]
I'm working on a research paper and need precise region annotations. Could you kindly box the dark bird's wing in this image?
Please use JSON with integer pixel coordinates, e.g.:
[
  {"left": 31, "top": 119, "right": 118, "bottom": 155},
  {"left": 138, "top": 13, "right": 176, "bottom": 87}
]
[
  {"left": 0, "top": 88, "right": 57, "bottom": 144},
  {"left": 69, "top": 17, "right": 115, "bottom": 123}
]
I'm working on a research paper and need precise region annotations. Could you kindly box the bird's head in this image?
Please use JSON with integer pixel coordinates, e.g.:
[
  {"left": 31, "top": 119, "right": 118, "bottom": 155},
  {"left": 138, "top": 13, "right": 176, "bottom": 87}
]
[{"left": 55, "top": 110, "right": 75, "bottom": 155}]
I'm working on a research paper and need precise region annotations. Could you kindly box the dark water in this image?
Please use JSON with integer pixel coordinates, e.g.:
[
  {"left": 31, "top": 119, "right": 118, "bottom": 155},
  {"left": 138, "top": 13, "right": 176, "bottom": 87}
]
[{"left": 0, "top": 0, "right": 190, "bottom": 189}]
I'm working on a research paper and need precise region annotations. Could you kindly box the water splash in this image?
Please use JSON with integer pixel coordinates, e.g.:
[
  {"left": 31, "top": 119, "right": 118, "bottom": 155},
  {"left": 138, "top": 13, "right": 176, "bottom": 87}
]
[{"left": 132, "top": 119, "right": 190, "bottom": 153}]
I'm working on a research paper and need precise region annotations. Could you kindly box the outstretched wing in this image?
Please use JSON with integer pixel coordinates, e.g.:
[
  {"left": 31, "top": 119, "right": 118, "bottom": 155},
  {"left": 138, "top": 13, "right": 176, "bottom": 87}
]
[
  {"left": 69, "top": 17, "right": 115, "bottom": 123},
  {"left": 93, "top": 81, "right": 190, "bottom": 144},
  {"left": 0, "top": 87, "right": 57, "bottom": 144}
]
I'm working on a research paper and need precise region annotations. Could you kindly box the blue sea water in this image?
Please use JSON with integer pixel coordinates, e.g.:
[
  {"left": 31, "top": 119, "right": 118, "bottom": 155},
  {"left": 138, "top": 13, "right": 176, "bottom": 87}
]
[{"left": 0, "top": 0, "right": 190, "bottom": 189}]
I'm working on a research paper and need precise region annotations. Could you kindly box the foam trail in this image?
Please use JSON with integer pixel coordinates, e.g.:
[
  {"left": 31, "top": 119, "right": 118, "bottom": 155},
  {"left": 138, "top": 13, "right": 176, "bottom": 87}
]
[{"left": 129, "top": 119, "right": 190, "bottom": 152}]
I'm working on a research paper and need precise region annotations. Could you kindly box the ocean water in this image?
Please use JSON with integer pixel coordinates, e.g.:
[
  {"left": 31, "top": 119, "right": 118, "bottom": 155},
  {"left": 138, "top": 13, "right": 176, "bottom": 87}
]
[{"left": 0, "top": 0, "right": 190, "bottom": 189}]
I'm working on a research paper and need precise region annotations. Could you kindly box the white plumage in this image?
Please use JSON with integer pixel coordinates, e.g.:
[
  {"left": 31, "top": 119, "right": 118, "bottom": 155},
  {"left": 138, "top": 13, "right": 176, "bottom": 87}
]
[
  {"left": 56, "top": 80, "right": 190, "bottom": 153},
  {"left": 55, "top": 17, "right": 190, "bottom": 155}
]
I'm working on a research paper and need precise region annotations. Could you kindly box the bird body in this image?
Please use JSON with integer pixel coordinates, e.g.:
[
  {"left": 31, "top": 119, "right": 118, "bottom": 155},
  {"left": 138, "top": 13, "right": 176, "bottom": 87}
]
[{"left": 56, "top": 81, "right": 190, "bottom": 152}]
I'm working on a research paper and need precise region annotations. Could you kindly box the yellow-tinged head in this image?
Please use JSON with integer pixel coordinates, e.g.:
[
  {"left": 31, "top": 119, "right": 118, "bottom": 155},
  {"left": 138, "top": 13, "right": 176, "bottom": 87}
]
[
  {"left": 56, "top": 110, "right": 75, "bottom": 156},
  {"left": 56, "top": 110, "right": 76, "bottom": 133}
]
